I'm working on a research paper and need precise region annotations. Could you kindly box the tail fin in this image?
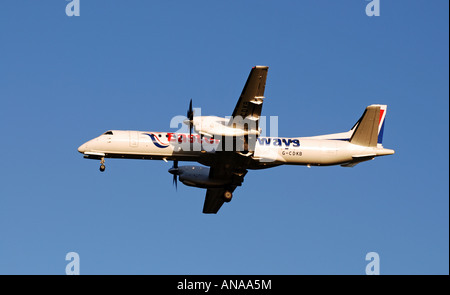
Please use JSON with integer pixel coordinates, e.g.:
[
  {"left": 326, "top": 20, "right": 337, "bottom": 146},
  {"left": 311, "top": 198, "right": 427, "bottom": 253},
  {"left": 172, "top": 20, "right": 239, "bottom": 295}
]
[{"left": 350, "top": 105, "right": 387, "bottom": 147}]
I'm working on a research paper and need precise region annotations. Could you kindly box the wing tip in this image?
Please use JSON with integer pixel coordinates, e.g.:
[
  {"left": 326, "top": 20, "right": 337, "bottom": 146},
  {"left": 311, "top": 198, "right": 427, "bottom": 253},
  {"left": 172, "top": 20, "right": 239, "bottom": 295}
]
[{"left": 253, "top": 65, "right": 269, "bottom": 69}]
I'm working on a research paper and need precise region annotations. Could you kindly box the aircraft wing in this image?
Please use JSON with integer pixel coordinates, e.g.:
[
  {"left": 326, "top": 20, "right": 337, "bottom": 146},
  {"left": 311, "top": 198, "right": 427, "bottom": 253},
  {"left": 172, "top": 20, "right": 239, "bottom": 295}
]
[
  {"left": 202, "top": 66, "right": 268, "bottom": 213},
  {"left": 229, "top": 66, "right": 268, "bottom": 127},
  {"left": 203, "top": 187, "right": 236, "bottom": 214},
  {"left": 210, "top": 66, "right": 269, "bottom": 153},
  {"left": 202, "top": 154, "right": 248, "bottom": 214}
]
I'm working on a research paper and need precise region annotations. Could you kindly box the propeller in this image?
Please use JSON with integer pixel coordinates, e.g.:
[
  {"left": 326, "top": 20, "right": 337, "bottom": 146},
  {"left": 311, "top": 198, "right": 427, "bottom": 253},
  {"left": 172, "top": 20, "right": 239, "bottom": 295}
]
[{"left": 168, "top": 160, "right": 179, "bottom": 190}]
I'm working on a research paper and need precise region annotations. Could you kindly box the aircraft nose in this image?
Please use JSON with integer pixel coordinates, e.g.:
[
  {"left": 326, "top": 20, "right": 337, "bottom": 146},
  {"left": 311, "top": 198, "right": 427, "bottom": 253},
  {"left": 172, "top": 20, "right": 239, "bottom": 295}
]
[{"left": 77, "top": 143, "right": 88, "bottom": 153}]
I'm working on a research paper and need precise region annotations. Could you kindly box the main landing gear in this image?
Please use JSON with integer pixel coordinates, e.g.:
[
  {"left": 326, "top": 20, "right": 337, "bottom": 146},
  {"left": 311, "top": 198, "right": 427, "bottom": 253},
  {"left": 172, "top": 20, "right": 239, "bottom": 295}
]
[
  {"left": 223, "top": 190, "right": 233, "bottom": 202},
  {"left": 99, "top": 157, "right": 106, "bottom": 172}
]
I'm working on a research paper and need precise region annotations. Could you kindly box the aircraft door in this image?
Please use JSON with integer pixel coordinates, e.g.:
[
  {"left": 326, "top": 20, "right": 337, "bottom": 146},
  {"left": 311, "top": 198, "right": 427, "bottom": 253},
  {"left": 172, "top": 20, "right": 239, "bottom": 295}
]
[{"left": 129, "top": 131, "right": 139, "bottom": 147}]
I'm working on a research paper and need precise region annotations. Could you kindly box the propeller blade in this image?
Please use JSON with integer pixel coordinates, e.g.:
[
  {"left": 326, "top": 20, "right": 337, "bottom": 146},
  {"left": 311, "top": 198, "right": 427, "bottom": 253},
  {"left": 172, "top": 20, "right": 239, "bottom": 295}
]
[
  {"left": 171, "top": 160, "right": 178, "bottom": 191},
  {"left": 187, "top": 99, "right": 194, "bottom": 121},
  {"left": 173, "top": 174, "right": 178, "bottom": 190},
  {"left": 187, "top": 99, "right": 194, "bottom": 140}
]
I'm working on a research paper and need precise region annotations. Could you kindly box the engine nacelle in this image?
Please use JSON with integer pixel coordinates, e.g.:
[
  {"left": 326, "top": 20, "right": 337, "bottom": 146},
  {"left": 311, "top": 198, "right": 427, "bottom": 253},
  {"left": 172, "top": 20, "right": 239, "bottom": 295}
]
[{"left": 175, "top": 165, "right": 231, "bottom": 188}]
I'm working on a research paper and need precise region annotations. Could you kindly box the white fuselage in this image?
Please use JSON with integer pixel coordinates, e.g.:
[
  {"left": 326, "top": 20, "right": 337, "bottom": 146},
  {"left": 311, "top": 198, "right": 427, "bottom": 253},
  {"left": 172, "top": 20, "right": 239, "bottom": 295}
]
[{"left": 78, "top": 130, "right": 394, "bottom": 168}]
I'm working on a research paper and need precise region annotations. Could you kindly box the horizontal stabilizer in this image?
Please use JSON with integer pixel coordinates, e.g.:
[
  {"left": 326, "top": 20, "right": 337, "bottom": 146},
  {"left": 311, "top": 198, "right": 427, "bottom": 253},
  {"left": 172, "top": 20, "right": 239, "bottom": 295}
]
[{"left": 341, "top": 155, "right": 375, "bottom": 167}]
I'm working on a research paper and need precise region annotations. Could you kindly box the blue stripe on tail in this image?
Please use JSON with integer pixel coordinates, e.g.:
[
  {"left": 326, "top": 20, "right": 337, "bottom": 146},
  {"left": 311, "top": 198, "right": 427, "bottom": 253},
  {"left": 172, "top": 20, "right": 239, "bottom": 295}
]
[{"left": 378, "top": 121, "right": 385, "bottom": 144}]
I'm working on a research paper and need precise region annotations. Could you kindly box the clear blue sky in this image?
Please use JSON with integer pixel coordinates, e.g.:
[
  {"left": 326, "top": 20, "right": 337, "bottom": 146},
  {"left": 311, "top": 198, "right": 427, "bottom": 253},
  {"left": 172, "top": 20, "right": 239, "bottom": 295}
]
[{"left": 0, "top": 1, "right": 448, "bottom": 274}]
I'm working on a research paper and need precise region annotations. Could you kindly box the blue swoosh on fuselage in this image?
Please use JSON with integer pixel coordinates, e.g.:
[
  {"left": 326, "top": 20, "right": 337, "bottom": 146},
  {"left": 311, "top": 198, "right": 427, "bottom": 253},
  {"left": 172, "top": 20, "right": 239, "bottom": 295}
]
[{"left": 143, "top": 133, "right": 169, "bottom": 148}]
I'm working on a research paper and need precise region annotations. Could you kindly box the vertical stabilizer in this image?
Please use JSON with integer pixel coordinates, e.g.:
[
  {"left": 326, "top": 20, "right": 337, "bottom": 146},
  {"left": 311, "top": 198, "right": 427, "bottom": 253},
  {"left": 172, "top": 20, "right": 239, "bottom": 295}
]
[{"left": 350, "top": 105, "right": 387, "bottom": 147}]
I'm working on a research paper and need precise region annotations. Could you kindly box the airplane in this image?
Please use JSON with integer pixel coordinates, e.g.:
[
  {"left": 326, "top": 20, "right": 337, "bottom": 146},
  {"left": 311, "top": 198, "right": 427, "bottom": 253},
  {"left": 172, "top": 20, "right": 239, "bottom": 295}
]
[{"left": 77, "top": 66, "right": 395, "bottom": 214}]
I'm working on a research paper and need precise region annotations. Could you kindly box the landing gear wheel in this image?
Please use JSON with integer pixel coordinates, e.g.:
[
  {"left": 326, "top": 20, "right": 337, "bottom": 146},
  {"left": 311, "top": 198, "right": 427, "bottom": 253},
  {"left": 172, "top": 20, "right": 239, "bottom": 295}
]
[
  {"left": 223, "top": 191, "right": 233, "bottom": 202},
  {"left": 99, "top": 157, "right": 106, "bottom": 172}
]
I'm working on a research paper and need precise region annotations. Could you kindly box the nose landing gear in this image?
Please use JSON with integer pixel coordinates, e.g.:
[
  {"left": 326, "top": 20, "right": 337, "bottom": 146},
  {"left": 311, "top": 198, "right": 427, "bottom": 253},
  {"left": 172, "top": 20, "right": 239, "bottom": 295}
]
[{"left": 99, "top": 157, "right": 106, "bottom": 172}]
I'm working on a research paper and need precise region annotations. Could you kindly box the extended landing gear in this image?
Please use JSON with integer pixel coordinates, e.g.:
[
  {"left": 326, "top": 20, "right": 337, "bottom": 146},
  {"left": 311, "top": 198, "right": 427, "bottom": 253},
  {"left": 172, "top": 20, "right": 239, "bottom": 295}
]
[
  {"left": 222, "top": 190, "right": 233, "bottom": 203},
  {"left": 99, "top": 157, "right": 106, "bottom": 172}
]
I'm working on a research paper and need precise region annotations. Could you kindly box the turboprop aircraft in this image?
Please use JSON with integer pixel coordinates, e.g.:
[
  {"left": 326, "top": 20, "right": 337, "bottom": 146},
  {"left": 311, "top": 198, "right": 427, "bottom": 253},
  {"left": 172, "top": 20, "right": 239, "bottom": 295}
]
[{"left": 77, "top": 66, "right": 395, "bottom": 213}]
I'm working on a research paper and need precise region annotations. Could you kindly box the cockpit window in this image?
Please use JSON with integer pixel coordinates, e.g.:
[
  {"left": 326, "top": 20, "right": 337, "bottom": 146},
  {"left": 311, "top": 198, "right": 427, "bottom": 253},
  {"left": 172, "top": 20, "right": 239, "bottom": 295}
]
[{"left": 103, "top": 131, "right": 113, "bottom": 135}]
